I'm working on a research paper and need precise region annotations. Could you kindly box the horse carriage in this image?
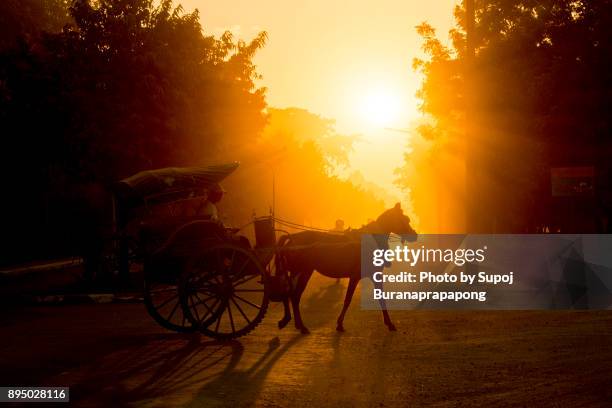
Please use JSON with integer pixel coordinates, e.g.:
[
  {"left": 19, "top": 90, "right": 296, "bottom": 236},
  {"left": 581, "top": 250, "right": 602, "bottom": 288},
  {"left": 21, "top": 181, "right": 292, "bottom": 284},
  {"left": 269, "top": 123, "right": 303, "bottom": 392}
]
[
  {"left": 112, "top": 163, "right": 283, "bottom": 340},
  {"left": 110, "top": 162, "right": 416, "bottom": 339}
]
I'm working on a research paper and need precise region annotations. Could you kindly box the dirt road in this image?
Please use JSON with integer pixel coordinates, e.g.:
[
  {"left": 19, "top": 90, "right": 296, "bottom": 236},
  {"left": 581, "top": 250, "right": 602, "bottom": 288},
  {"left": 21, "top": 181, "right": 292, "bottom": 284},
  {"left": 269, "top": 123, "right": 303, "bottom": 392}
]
[{"left": 1, "top": 274, "right": 611, "bottom": 407}]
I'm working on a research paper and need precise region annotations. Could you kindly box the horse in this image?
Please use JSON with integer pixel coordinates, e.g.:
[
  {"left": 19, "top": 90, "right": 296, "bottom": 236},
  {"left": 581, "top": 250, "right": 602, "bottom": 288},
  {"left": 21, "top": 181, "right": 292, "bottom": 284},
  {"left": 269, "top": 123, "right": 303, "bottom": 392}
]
[{"left": 276, "top": 202, "right": 417, "bottom": 334}]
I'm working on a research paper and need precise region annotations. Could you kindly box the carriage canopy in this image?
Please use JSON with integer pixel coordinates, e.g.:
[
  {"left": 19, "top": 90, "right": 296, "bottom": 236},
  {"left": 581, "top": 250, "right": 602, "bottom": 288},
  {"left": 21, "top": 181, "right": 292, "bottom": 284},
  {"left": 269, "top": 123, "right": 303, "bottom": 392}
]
[{"left": 114, "top": 162, "right": 239, "bottom": 207}]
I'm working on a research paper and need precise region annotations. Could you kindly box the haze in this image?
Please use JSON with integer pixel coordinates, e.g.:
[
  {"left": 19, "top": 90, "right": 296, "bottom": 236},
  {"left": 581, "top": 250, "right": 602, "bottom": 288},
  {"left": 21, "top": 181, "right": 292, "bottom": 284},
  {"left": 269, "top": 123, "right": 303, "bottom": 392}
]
[{"left": 182, "top": 0, "right": 458, "bottom": 201}]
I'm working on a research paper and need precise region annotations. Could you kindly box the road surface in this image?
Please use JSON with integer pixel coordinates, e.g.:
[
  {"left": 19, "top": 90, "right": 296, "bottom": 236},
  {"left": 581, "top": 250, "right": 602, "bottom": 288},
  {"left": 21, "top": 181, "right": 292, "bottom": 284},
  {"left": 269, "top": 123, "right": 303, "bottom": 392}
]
[{"left": 1, "top": 274, "right": 611, "bottom": 407}]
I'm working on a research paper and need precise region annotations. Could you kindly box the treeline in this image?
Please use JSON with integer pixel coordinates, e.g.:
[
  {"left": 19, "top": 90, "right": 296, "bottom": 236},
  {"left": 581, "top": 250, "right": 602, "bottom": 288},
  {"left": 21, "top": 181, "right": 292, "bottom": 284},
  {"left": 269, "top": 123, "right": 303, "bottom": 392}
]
[
  {"left": 0, "top": 0, "right": 384, "bottom": 265},
  {"left": 223, "top": 107, "right": 385, "bottom": 231},
  {"left": 397, "top": 0, "right": 612, "bottom": 233}
]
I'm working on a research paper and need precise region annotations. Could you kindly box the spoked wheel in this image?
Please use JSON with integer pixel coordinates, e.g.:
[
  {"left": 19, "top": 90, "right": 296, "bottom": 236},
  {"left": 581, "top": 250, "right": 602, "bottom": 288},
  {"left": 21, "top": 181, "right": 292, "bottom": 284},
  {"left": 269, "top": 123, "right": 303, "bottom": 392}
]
[
  {"left": 180, "top": 244, "right": 268, "bottom": 340},
  {"left": 144, "top": 264, "right": 196, "bottom": 333}
]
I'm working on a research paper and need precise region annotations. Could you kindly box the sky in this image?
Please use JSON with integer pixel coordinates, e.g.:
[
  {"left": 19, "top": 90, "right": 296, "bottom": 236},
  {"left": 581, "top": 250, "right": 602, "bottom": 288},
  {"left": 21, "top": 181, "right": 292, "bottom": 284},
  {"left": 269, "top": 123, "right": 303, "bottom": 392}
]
[{"left": 182, "top": 0, "right": 459, "bottom": 203}]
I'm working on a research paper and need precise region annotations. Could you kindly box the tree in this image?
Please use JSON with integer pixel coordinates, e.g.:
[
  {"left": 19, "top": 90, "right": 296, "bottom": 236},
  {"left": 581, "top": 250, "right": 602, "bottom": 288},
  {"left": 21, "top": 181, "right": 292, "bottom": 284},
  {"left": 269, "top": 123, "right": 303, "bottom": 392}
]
[
  {"left": 220, "top": 108, "right": 386, "bottom": 231},
  {"left": 397, "top": 0, "right": 612, "bottom": 233},
  {"left": 0, "top": 0, "right": 268, "bottom": 263},
  {"left": 0, "top": 0, "right": 71, "bottom": 49},
  {"left": 0, "top": 0, "right": 383, "bottom": 266}
]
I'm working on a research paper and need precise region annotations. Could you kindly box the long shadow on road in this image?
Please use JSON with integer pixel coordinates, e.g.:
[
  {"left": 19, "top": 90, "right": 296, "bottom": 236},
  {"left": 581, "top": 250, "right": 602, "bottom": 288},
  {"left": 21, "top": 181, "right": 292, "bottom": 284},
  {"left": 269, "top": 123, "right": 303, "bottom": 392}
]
[
  {"left": 69, "top": 334, "right": 244, "bottom": 406},
  {"left": 186, "top": 281, "right": 345, "bottom": 407},
  {"left": 61, "top": 280, "right": 345, "bottom": 406}
]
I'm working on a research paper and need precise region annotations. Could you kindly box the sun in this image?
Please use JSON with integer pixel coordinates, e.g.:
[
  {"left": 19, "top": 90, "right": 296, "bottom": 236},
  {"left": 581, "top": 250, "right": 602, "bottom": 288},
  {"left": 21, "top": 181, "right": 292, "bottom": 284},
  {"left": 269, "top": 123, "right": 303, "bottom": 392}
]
[{"left": 359, "top": 86, "right": 402, "bottom": 127}]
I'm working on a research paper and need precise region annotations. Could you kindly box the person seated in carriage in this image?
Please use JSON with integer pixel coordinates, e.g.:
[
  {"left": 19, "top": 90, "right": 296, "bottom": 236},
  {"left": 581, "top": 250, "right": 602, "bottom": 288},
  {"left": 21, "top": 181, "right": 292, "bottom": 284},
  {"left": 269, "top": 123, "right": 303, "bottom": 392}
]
[
  {"left": 192, "top": 184, "right": 223, "bottom": 221},
  {"left": 163, "top": 182, "right": 224, "bottom": 222}
]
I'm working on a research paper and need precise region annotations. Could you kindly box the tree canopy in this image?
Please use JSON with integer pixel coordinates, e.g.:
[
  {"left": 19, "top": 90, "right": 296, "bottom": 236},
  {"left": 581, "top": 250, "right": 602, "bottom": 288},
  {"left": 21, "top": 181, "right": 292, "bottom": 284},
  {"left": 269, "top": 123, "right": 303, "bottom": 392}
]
[
  {"left": 0, "top": 0, "right": 384, "bottom": 264},
  {"left": 223, "top": 107, "right": 384, "bottom": 230},
  {"left": 0, "top": 0, "right": 272, "bottom": 262},
  {"left": 0, "top": 0, "right": 71, "bottom": 49},
  {"left": 397, "top": 0, "right": 612, "bottom": 233}
]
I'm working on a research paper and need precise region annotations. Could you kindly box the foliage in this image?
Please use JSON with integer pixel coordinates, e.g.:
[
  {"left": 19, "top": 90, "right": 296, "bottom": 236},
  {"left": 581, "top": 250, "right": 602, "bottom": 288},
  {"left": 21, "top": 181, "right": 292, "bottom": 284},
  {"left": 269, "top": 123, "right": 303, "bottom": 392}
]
[
  {"left": 0, "top": 0, "right": 268, "bottom": 262},
  {"left": 221, "top": 107, "right": 386, "bottom": 231},
  {"left": 0, "top": 0, "right": 71, "bottom": 49},
  {"left": 0, "top": 1, "right": 384, "bottom": 264},
  {"left": 397, "top": 0, "right": 612, "bottom": 233}
]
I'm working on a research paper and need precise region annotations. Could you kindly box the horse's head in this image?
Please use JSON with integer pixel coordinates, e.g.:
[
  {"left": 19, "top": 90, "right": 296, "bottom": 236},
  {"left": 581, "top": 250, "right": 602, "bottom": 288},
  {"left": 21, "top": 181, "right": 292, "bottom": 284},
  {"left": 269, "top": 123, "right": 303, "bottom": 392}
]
[{"left": 375, "top": 203, "right": 417, "bottom": 242}]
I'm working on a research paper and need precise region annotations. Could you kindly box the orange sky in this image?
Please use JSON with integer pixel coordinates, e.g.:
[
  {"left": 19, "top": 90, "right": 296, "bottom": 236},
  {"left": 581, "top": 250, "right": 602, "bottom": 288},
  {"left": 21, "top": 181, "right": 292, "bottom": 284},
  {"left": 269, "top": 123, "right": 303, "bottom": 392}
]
[{"left": 182, "top": 0, "right": 459, "bottom": 202}]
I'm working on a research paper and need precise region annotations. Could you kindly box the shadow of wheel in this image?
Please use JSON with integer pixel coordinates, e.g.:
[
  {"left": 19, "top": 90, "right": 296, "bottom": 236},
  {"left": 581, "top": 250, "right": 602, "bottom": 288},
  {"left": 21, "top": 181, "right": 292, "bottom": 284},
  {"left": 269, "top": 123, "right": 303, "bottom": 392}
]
[
  {"left": 144, "top": 272, "right": 196, "bottom": 333},
  {"left": 180, "top": 244, "right": 269, "bottom": 340}
]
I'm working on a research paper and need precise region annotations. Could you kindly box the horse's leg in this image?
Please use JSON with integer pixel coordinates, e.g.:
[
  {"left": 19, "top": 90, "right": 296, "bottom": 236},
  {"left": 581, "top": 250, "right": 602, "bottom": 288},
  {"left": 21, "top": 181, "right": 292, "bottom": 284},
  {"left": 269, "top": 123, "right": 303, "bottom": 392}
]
[
  {"left": 336, "top": 276, "right": 358, "bottom": 332},
  {"left": 374, "top": 279, "right": 397, "bottom": 331},
  {"left": 278, "top": 299, "right": 291, "bottom": 329},
  {"left": 291, "top": 269, "right": 313, "bottom": 334},
  {"left": 277, "top": 259, "right": 293, "bottom": 329}
]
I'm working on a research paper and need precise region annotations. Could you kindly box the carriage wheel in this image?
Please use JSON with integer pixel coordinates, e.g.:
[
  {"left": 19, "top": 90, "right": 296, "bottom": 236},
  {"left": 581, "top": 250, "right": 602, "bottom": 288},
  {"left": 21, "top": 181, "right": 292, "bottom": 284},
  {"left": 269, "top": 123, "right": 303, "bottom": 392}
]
[
  {"left": 144, "top": 273, "right": 196, "bottom": 333},
  {"left": 180, "top": 244, "right": 268, "bottom": 340}
]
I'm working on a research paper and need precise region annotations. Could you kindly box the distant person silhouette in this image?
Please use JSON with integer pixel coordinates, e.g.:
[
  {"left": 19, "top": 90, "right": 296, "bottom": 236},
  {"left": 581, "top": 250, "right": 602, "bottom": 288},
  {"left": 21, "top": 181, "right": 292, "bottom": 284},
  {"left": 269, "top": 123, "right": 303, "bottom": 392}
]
[{"left": 332, "top": 219, "right": 345, "bottom": 233}]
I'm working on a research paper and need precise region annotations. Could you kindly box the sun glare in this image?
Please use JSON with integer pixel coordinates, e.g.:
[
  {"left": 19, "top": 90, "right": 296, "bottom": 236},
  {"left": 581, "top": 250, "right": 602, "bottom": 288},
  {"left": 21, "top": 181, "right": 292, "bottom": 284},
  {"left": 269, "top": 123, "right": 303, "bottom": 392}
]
[{"left": 359, "top": 87, "right": 402, "bottom": 127}]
